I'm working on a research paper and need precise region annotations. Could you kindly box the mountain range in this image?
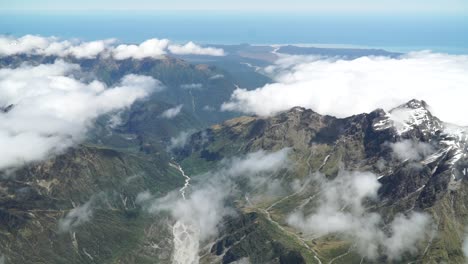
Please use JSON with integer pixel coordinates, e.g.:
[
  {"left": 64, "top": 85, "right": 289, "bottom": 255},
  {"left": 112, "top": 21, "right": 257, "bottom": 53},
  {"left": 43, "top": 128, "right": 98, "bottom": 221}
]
[{"left": 0, "top": 45, "right": 467, "bottom": 264}]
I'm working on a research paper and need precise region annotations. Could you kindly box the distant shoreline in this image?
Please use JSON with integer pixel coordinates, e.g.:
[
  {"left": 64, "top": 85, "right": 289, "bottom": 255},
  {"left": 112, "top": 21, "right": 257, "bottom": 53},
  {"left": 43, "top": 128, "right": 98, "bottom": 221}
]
[{"left": 1, "top": 12, "right": 467, "bottom": 54}]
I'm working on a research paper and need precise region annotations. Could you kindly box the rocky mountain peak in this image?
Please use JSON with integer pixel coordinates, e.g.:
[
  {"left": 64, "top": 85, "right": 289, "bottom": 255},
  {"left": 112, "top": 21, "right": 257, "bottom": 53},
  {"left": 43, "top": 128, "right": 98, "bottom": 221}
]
[
  {"left": 0, "top": 104, "right": 14, "bottom": 113},
  {"left": 289, "top": 106, "right": 307, "bottom": 113},
  {"left": 389, "top": 99, "right": 438, "bottom": 128},
  {"left": 371, "top": 99, "right": 443, "bottom": 138},
  {"left": 395, "top": 99, "right": 429, "bottom": 110}
]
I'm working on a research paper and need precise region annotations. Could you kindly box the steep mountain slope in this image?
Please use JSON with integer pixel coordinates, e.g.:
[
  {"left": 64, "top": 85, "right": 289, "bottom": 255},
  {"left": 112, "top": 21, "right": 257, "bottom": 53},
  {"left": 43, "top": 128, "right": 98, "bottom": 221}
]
[
  {"left": 77, "top": 56, "right": 241, "bottom": 124},
  {"left": 177, "top": 99, "right": 468, "bottom": 263},
  {"left": 0, "top": 145, "right": 184, "bottom": 263},
  {"left": 89, "top": 99, "right": 203, "bottom": 154}
]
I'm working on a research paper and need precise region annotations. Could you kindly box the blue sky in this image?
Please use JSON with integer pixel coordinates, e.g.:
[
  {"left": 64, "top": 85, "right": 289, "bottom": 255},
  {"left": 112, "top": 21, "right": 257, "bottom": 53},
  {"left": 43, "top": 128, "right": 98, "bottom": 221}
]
[{"left": 2, "top": 0, "right": 467, "bottom": 14}]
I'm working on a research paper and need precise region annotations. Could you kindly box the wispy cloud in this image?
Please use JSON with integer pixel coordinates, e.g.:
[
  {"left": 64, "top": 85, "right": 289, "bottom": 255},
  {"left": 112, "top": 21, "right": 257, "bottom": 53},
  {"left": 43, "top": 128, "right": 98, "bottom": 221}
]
[
  {"left": 287, "top": 170, "right": 432, "bottom": 260},
  {"left": 387, "top": 139, "right": 435, "bottom": 162},
  {"left": 147, "top": 149, "right": 290, "bottom": 239},
  {"left": 58, "top": 198, "right": 94, "bottom": 232},
  {"left": 167, "top": 130, "right": 195, "bottom": 151},
  {"left": 209, "top": 74, "right": 225, "bottom": 80},
  {"left": 463, "top": 234, "right": 468, "bottom": 261},
  {"left": 160, "top": 104, "right": 183, "bottom": 119},
  {"left": 180, "top": 83, "right": 203, "bottom": 90}
]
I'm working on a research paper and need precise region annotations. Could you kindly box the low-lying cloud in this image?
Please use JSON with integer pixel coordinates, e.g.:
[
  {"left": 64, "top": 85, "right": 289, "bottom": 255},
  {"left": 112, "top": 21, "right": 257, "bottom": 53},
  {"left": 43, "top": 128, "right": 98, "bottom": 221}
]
[
  {"left": 149, "top": 182, "right": 231, "bottom": 242},
  {"left": 148, "top": 148, "right": 290, "bottom": 240},
  {"left": 160, "top": 104, "right": 183, "bottom": 119},
  {"left": 222, "top": 52, "right": 468, "bottom": 126},
  {"left": 388, "top": 139, "right": 435, "bottom": 162},
  {"left": 0, "top": 35, "right": 226, "bottom": 59},
  {"left": 180, "top": 83, "right": 203, "bottom": 90},
  {"left": 0, "top": 60, "right": 161, "bottom": 170},
  {"left": 0, "top": 35, "right": 115, "bottom": 58},
  {"left": 140, "top": 149, "right": 290, "bottom": 262},
  {"left": 463, "top": 234, "right": 468, "bottom": 262},
  {"left": 58, "top": 199, "right": 94, "bottom": 232},
  {"left": 168, "top": 41, "right": 225, "bottom": 56},
  {"left": 112, "top": 38, "right": 170, "bottom": 60},
  {"left": 167, "top": 130, "right": 195, "bottom": 151},
  {"left": 287, "top": 170, "right": 432, "bottom": 260},
  {"left": 209, "top": 74, "right": 225, "bottom": 80}
]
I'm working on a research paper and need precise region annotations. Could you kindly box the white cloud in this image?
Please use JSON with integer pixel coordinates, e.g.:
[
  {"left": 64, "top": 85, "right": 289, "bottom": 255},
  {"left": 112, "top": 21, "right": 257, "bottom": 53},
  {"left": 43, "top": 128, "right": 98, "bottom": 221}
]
[
  {"left": 40, "top": 39, "right": 73, "bottom": 57},
  {"left": 107, "top": 111, "right": 124, "bottom": 129},
  {"left": 287, "top": 170, "right": 432, "bottom": 260},
  {"left": 209, "top": 74, "right": 225, "bottom": 80},
  {"left": 67, "top": 40, "right": 114, "bottom": 59},
  {"left": 203, "top": 105, "right": 215, "bottom": 111},
  {"left": 0, "top": 35, "right": 53, "bottom": 56},
  {"left": 0, "top": 35, "right": 115, "bottom": 58},
  {"left": 180, "top": 83, "right": 203, "bottom": 89},
  {"left": 160, "top": 104, "right": 183, "bottom": 119},
  {"left": 168, "top": 41, "right": 225, "bottom": 56},
  {"left": 388, "top": 139, "right": 435, "bottom": 161},
  {"left": 150, "top": 182, "right": 231, "bottom": 242},
  {"left": 0, "top": 35, "right": 226, "bottom": 59},
  {"left": 58, "top": 199, "right": 93, "bottom": 232},
  {"left": 385, "top": 212, "right": 433, "bottom": 258},
  {"left": 168, "top": 130, "right": 194, "bottom": 151},
  {"left": 221, "top": 148, "right": 291, "bottom": 178},
  {"left": 463, "top": 234, "right": 468, "bottom": 262},
  {"left": 222, "top": 52, "right": 468, "bottom": 126},
  {"left": 112, "top": 38, "right": 169, "bottom": 60},
  {"left": 135, "top": 190, "right": 154, "bottom": 204},
  {"left": 0, "top": 60, "right": 161, "bottom": 170}
]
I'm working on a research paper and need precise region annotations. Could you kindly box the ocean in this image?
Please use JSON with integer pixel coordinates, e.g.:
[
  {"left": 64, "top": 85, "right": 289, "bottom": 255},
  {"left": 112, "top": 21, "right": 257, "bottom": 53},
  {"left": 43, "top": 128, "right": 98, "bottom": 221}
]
[{"left": 1, "top": 11, "right": 467, "bottom": 54}]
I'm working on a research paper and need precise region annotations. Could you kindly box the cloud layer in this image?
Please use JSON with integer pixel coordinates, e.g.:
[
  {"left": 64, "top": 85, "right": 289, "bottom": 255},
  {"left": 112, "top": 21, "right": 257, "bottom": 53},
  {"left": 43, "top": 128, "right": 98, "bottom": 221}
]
[
  {"left": 168, "top": 41, "right": 225, "bottom": 56},
  {"left": 0, "top": 35, "right": 115, "bottom": 58},
  {"left": 0, "top": 35, "right": 226, "bottom": 59},
  {"left": 112, "top": 38, "right": 170, "bottom": 60},
  {"left": 222, "top": 52, "right": 468, "bottom": 126},
  {"left": 0, "top": 60, "right": 161, "bottom": 170}
]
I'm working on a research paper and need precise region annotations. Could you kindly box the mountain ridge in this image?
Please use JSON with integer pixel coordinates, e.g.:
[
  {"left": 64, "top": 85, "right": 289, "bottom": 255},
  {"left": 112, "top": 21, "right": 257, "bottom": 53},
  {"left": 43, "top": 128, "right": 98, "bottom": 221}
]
[{"left": 176, "top": 99, "right": 468, "bottom": 263}]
